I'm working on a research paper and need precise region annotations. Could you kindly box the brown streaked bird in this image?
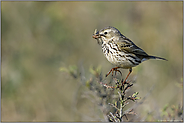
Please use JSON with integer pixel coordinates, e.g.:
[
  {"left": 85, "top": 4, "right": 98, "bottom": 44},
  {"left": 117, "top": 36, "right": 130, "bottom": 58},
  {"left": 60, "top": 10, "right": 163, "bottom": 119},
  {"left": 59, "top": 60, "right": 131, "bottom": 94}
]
[{"left": 92, "top": 26, "right": 167, "bottom": 84}]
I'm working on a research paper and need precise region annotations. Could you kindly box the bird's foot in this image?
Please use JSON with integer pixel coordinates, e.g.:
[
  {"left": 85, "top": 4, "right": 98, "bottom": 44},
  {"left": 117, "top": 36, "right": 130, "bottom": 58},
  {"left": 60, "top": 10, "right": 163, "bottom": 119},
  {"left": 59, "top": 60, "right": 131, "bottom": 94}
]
[{"left": 105, "top": 67, "right": 121, "bottom": 77}]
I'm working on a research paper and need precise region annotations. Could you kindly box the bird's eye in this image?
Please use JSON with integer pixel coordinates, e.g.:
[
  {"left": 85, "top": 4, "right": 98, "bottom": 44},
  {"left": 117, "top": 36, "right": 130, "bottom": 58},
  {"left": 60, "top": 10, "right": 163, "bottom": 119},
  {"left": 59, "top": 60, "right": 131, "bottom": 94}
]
[{"left": 104, "top": 32, "right": 107, "bottom": 35}]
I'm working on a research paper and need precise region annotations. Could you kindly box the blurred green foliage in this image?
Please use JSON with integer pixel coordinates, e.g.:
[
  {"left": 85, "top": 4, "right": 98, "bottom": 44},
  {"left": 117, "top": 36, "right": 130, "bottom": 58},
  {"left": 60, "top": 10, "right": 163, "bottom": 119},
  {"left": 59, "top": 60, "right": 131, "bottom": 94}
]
[{"left": 1, "top": 1, "right": 183, "bottom": 122}]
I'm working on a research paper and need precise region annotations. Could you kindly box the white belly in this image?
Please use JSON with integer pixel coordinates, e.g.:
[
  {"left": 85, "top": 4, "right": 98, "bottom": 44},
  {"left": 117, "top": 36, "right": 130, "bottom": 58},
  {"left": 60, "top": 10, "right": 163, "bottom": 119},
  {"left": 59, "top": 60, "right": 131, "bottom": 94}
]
[{"left": 102, "top": 42, "right": 140, "bottom": 69}]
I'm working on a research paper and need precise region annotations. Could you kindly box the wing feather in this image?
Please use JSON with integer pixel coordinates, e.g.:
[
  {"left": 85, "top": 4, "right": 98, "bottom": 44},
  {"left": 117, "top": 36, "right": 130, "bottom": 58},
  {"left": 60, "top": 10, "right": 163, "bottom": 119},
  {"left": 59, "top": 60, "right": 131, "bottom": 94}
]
[{"left": 117, "top": 37, "right": 149, "bottom": 57}]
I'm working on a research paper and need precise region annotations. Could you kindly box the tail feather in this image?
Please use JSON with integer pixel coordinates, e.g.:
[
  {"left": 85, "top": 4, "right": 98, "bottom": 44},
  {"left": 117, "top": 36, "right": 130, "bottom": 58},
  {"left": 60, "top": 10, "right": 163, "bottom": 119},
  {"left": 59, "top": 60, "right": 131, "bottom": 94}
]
[{"left": 149, "top": 55, "right": 168, "bottom": 61}]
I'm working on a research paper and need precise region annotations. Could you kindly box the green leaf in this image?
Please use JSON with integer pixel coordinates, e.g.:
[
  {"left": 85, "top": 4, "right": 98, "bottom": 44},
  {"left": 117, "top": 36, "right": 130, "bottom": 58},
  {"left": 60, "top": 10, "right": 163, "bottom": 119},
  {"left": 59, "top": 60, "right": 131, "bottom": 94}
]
[
  {"left": 69, "top": 65, "right": 77, "bottom": 72},
  {"left": 162, "top": 104, "right": 169, "bottom": 112},
  {"left": 132, "top": 92, "right": 139, "bottom": 98},
  {"left": 59, "top": 67, "right": 68, "bottom": 72},
  {"left": 85, "top": 80, "right": 90, "bottom": 88},
  {"left": 135, "top": 97, "right": 141, "bottom": 100}
]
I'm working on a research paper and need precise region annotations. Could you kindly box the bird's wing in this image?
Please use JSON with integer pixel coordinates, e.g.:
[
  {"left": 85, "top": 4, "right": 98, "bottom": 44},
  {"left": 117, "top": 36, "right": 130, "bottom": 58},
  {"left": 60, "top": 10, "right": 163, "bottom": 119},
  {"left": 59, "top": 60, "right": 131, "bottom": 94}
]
[{"left": 116, "top": 37, "right": 149, "bottom": 56}]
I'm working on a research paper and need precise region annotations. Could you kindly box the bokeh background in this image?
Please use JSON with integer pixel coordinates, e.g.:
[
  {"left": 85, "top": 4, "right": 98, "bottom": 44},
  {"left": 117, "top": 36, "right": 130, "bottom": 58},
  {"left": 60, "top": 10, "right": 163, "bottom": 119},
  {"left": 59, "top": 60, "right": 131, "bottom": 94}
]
[{"left": 2, "top": 1, "right": 183, "bottom": 122}]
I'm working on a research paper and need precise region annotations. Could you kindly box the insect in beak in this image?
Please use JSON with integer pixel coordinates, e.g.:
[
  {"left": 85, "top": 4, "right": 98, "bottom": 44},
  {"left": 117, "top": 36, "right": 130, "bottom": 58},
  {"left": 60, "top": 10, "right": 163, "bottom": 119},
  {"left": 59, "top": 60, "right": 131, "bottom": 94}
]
[
  {"left": 92, "top": 29, "right": 100, "bottom": 39},
  {"left": 92, "top": 29, "right": 105, "bottom": 39}
]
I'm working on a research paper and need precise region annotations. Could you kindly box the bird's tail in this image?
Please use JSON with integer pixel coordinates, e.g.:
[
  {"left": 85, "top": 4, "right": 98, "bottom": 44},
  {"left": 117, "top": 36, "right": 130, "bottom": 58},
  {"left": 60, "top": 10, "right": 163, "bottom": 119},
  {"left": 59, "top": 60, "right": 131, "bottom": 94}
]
[{"left": 149, "top": 55, "right": 168, "bottom": 61}]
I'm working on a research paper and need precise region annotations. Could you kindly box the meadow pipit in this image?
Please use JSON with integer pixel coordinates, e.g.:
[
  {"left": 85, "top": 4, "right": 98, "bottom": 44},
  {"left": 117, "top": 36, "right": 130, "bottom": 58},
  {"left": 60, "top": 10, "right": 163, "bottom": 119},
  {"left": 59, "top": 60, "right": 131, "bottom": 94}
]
[{"left": 92, "top": 26, "right": 167, "bottom": 84}]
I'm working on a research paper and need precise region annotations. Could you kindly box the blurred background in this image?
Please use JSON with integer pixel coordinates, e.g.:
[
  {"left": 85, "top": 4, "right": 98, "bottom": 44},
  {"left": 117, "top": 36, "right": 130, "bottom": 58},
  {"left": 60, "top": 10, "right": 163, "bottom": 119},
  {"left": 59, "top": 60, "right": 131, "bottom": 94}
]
[{"left": 2, "top": 1, "right": 183, "bottom": 122}]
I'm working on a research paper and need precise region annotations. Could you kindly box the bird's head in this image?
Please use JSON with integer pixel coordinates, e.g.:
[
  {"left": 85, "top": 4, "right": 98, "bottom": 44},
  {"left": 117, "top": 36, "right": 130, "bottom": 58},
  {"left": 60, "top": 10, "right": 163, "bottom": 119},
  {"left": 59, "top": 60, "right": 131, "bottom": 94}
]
[{"left": 92, "top": 26, "right": 122, "bottom": 44}]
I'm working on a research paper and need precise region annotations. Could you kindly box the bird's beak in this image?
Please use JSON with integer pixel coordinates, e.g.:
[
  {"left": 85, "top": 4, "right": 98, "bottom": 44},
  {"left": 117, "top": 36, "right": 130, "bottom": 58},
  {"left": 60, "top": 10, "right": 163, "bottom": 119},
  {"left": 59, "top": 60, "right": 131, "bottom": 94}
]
[
  {"left": 92, "top": 29, "right": 106, "bottom": 39},
  {"left": 92, "top": 31, "right": 105, "bottom": 39},
  {"left": 92, "top": 34, "right": 100, "bottom": 39}
]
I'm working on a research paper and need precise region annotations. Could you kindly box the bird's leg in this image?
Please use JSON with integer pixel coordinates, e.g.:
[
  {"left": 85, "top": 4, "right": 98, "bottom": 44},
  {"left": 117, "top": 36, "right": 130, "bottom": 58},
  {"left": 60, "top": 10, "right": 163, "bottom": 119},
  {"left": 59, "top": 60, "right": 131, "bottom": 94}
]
[
  {"left": 122, "top": 68, "right": 132, "bottom": 85},
  {"left": 105, "top": 67, "right": 121, "bottom": 77},
  {"left": 114, "top": 69, "right": 122, "bottom": 77}
]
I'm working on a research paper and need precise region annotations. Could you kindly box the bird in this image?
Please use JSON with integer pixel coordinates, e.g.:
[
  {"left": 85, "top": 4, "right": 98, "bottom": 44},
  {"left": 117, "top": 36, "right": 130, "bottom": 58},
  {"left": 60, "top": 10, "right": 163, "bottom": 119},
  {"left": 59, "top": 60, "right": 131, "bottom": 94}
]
[{"left": 92, "top": 26, "right": 167, "bottom": 84}]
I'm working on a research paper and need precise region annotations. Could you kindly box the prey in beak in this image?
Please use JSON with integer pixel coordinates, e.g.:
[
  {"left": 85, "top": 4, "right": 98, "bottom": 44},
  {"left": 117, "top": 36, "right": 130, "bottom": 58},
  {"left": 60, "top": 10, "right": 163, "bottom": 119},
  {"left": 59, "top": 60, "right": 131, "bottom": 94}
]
[
  {"left": 92, "top": 29, "right": 100, "bottom": 39},
  {"left": 92, "top": 34, "right": 100, "bottom": 39},
  {"left": 92, "top": 29, "right": 106, "bottom": 39},
  {"left": 92, "top": 29, "right": 103, "bottom": 45}
]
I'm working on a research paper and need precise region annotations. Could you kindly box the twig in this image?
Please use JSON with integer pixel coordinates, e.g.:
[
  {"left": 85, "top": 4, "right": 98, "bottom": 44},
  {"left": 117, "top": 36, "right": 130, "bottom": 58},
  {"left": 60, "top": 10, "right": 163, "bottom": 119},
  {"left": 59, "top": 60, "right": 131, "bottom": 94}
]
[
  {"left": 109, "top": 112, "right": 118, "bottom": 122},
  {"left": 98, "top": 81, "right": 115, "bottom": 89}
]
